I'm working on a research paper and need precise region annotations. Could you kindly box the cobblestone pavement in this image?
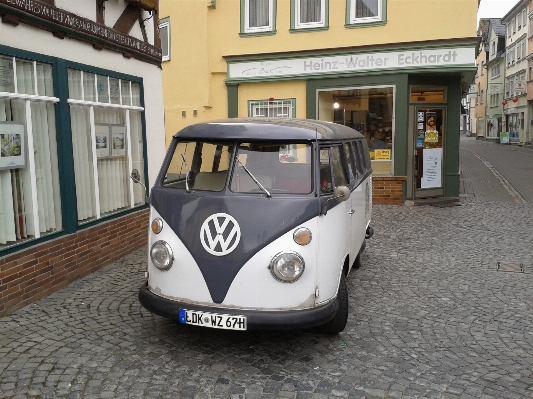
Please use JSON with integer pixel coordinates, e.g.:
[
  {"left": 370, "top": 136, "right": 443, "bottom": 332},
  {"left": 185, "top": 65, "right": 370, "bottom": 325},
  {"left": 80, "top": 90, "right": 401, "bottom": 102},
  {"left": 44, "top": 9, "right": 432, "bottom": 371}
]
[{"left": 1, "top": 137, "right": 533, "bottom": 399}]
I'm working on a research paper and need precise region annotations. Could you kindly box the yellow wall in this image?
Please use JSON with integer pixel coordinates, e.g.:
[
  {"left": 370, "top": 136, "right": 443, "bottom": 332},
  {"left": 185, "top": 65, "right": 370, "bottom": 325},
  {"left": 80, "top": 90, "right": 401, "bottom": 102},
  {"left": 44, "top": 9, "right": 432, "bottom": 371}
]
[{"left": 160, "top": 0, "right": 479, "bottom": 144}]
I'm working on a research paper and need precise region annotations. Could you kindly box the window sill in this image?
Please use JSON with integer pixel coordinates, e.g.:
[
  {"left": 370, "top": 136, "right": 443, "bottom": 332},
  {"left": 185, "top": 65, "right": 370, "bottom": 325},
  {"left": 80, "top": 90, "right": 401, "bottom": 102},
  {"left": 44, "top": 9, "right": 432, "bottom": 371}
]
[
  {"left": 240, "top": 30, "right": 277, "bottom": 38},
  {"left": 345, "top": 20, "right": 386, "bottom": 29},
  {"left": 290, "top": 26, "right": 329, "bottom": 33}
]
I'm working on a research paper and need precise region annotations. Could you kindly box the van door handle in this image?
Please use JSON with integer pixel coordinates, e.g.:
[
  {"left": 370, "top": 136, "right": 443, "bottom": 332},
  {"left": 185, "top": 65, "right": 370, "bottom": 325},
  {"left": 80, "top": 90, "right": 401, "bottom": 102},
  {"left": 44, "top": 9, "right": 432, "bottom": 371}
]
[{"left": 348, "top": 209, "right": 355, "bottom": 215}]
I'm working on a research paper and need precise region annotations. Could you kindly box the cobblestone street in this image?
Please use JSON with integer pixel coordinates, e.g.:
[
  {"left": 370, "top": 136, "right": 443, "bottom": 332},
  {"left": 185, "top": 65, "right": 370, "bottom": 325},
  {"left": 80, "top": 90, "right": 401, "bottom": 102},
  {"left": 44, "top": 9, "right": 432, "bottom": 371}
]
[{"left": 1, "top": 137, "right": 533, "bottom": 399}]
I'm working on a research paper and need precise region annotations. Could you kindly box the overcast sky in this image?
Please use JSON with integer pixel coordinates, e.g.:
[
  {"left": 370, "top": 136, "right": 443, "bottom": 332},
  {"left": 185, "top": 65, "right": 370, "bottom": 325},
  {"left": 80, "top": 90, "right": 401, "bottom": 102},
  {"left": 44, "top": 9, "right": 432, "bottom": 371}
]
[{"left": 477, "top": 0, "right": 517, "bottom": 24}]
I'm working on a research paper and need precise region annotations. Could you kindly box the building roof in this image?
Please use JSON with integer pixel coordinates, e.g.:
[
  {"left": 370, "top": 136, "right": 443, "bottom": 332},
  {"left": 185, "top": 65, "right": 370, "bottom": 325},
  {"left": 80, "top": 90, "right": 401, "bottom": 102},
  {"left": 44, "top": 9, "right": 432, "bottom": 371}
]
[{"left": 489, "top": 19, "right": 506, "bottom": 37}]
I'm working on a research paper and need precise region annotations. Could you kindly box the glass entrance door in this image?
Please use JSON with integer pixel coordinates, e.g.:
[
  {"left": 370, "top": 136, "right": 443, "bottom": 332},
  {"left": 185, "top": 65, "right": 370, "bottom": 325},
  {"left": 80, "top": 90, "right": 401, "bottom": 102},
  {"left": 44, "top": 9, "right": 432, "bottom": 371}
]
[{"left": 413, "top": 107, "right": 445, "bottom": 198}]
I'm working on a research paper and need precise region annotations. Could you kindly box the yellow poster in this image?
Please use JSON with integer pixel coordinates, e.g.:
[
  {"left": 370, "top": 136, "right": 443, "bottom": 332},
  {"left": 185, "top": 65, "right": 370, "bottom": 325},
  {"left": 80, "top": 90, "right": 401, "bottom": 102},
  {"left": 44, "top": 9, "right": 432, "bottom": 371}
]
[
  {"left": 374, "top": 149, "right": 391, "bottom": 160},
  {"left": 424, "top": 130, "right": 438, "bottom": 143}
]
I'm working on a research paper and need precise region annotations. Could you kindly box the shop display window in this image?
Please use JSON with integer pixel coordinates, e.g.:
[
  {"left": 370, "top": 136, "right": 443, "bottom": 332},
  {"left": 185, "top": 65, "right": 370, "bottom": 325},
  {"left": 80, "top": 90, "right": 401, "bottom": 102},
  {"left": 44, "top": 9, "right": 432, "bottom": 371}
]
[
  {"left": 68, "top": 69, "right": 146, "bottom": 224},
  {"left": 317, "top": 86, "right": 394, "bottom": 175}
]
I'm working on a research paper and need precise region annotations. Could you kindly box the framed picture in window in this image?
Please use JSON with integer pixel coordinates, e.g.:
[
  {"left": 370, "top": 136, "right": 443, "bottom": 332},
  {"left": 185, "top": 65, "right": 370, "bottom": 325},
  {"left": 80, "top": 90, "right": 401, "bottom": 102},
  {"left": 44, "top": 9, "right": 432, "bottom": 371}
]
[
  {"left": 0, "top": 122, "right": 25, "bottom": 170},
  {"left": 95, "top": 124, "right": 110, "bottom": 158},
  {"left": 111, "top": 125, "right": 126, "bottom": 157}
]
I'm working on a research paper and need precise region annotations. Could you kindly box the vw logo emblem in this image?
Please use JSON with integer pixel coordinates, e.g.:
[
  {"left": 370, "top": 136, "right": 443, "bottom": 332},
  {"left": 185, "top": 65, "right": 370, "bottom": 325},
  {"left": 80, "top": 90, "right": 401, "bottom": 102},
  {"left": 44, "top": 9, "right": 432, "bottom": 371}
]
[{"left": 200, "top": 213, "right": 241, "bottom": 256}]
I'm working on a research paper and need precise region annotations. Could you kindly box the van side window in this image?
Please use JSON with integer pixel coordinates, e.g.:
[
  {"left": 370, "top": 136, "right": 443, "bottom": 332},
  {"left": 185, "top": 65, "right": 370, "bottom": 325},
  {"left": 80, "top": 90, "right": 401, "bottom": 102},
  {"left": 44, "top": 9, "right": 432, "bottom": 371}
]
[
  {"left": 319, "top": 147, "right": 333, "bottom": 192},
  {"left": 343, "top": 142, "right": 356, "bottom": 183},
  {"left": 354, "top": 140, "right": 367, "bottom": 175},
  {"left": 331, "top": 146, "right": 348, "bottom": 187}
]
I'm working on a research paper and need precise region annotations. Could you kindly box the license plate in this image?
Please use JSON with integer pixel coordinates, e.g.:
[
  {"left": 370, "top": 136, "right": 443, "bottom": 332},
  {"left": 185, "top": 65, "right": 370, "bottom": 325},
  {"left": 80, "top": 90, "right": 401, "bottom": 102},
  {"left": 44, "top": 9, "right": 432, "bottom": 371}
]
[{"left": 179, "top": 309, "right": 247, "bottom": 330}]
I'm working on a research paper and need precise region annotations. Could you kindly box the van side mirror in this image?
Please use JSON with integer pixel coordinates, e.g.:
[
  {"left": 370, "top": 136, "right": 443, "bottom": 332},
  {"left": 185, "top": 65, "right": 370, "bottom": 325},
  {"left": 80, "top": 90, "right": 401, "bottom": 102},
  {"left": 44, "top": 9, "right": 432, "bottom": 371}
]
[
  {"left": 333, "top": 185, "right": 350, "bottom": 203},
  {"left": 320, "top": 185, "right": 350, "bottom": 215},
  {"left": 130, "top": 169, "right": 150, "bottom": 204}
]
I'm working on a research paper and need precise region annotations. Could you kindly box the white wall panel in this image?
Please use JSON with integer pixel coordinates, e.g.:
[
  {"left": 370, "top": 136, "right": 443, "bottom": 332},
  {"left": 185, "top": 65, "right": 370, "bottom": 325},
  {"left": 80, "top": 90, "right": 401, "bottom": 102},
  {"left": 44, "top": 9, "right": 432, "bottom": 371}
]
[
  {"left": 0, "top": 22, "right": 165, "bottom": 190},
  {"left": 55, "top": 0, "right": 95, "bottom": 21}
]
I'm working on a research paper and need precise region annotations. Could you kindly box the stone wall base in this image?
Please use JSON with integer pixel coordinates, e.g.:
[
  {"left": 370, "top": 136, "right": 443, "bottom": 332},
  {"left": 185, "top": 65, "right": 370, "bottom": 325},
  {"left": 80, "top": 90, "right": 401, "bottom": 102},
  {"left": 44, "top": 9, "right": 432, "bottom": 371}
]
[{"left": 0, "top": 209, "right": 149, "bottom": 317}]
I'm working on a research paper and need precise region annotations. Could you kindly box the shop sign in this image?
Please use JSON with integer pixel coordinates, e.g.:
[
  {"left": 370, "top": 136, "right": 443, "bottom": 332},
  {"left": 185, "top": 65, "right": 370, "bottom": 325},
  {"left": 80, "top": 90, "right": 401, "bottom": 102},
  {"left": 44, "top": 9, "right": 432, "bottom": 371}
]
[
  {"left": 515, "top": 81, "right": 526, "bottom": 93},
  {"left": 228, "top": 47, "right": 475, "bottom": 79},
  {"left": 0, "top": 0, "right": 162, "bottom": 61},
  {"left": 500, "top": 132, "right": 509, "bottom": 144}
]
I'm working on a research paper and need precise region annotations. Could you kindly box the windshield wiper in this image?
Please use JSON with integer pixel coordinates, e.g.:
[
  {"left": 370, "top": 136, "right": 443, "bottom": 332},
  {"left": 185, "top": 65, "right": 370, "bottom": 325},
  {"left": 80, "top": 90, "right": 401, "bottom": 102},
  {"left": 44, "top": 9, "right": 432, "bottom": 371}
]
[
  {"left": 235, "top": 156, "right": 271, "bottom": 198},
  {"left": 181, "top": 154, "right": 191, "bottom": 193}
]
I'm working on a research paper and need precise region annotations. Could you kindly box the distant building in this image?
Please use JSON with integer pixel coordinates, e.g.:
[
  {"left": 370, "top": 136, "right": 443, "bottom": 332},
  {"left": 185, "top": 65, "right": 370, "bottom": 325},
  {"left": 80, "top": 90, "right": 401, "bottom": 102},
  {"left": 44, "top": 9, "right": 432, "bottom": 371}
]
[
  {"left": 485, "top": 18, "right": 506, "bottom": 141},
  {"left": 0, "top": 0, "right": 165, "bottom": 316},
  {"left": 502, "top": 0, "right": 529, "bottom": 144}
]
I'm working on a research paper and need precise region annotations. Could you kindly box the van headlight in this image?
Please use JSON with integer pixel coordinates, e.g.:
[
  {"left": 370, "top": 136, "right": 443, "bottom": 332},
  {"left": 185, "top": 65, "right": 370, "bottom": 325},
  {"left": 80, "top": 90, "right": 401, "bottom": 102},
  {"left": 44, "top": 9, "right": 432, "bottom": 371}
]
[
  {"left": 269, "top": 251, "right": 305, "bottom": 283},
  {"left": 150, "top": 240, "right": 174, "bottom": 271}
]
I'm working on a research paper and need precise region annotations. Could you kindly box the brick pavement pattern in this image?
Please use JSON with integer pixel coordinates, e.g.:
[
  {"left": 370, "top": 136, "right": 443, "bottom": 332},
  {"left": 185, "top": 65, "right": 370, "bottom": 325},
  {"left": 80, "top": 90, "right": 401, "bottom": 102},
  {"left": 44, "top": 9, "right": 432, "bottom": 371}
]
[{"left": 1, "top": 137, "right": 533, "bottom": 399}]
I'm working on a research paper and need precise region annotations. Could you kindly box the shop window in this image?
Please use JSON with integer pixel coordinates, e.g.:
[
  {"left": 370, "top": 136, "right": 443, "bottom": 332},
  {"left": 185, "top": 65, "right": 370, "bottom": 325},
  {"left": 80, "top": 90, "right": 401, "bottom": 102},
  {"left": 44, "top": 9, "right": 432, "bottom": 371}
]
[
  {"left": 317, "top": 86, "right": 393, "bottom": 175},
  {"left": 346, "top": 0, "right": 384, "bottom": 25},
  {"left": 67, "top": 69, "right": 146, "bottom": 224},
  {"left": 410, "top": 86, "right": 447, "bottom": 103},
  {"left": 0, "top": 56, "right": 62, "bottom": 248},
  {"left": 159, "top": 17, "right": 170, "bottom": 62},
  {"left": 242, "top": 0, "right": 275, "bottom": 34},
  {"left": 293, "top": 0, "right": 327, "bottom": 30}
]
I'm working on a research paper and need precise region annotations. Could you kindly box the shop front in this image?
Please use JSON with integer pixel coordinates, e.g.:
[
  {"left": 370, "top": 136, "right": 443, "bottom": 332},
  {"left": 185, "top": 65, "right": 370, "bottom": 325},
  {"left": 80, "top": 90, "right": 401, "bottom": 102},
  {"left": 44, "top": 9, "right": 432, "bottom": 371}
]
[{"left": 225, "top": 40, "right": 477, "bottom": 204}]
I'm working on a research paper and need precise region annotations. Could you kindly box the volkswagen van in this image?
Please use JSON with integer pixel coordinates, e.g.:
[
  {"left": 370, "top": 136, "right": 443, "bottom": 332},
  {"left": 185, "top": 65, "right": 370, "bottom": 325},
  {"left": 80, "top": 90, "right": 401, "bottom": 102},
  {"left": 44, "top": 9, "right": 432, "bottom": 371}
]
[{"left": 136, "top": 118, "right": 373, "bottom": 334}]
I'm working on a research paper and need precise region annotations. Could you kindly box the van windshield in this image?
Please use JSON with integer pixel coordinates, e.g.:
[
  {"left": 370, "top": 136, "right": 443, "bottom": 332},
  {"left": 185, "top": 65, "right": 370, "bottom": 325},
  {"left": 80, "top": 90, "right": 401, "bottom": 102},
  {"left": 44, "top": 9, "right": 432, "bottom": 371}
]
[
  {"left": 230, "top": 142, "right": 312, "bottom": 195},
  {"left": 162, "top": 141, "right": 232, "bottom": 191},
  {"left": 162, "top": 140, "right": 312, "bottom": 194}
]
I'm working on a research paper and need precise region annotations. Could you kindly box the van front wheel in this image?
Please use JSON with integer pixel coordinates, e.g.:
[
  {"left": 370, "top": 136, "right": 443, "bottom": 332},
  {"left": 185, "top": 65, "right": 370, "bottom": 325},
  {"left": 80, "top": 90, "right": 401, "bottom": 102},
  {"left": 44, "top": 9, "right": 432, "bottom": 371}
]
[{"left": 318, "top": 274, "right": 348, "bottom": 334}]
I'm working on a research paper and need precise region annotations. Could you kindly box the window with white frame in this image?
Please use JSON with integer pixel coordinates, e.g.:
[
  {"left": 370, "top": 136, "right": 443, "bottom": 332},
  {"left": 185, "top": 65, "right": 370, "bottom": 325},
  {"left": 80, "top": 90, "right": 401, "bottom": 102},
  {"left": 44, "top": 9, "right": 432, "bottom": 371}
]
[
  {"left": 491, "top": 41, "right": 495, "bottom": 55},
  {"left": 491, "top": 62, "right": 500, "bottom": 78},
  {"left": 67, "top": 69, "right": 145, "bottom": 224},
  {"left": 159, "top": 17, "right": 170, "bottom": 62},
  {"left": 294, "top": 0, "right": 326, "bottom": 29},
  {"left": 523, "top": 10, "right": 527, "bottom": 28},
  {"left": 243, "top": 0, "right": 274, "bottom": 34},
  {"left": 347, "top": 0, "right": 382, "bottom": 25},
  {"left": 249, "top": 99, "right": 294, "bottom": 118},
  {"left": 0, "top": 56, "right": 62, "bottom": 248}
]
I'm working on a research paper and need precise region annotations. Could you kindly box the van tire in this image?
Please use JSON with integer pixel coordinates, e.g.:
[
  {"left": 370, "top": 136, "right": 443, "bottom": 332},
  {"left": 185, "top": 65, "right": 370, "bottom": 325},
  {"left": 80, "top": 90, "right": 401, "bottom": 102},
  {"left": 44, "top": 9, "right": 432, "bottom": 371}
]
[
  {"left": 353, "top": 252, "right": 362, "bottom": 270},
  {"left": 318, "top": 274, "right": 348, "bottom": 334}
]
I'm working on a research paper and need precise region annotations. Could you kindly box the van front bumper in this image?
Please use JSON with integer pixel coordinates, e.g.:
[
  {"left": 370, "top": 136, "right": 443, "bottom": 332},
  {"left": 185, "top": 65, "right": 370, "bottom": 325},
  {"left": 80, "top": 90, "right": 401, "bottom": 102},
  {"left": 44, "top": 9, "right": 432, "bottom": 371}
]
[{"left": 138, "top": 282, "right": 338, "bottom": 331}]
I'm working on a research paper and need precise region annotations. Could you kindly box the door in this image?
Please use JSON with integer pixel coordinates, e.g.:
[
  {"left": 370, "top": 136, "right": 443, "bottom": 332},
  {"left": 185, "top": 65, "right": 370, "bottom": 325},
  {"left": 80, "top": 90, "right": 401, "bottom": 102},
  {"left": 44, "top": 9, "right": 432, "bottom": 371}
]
[
  {"left": 412, "top": 107, "right": 446, "bottom": 198},
  {"left": 316, "top": 145, "right": 351, "bottom": 303}
]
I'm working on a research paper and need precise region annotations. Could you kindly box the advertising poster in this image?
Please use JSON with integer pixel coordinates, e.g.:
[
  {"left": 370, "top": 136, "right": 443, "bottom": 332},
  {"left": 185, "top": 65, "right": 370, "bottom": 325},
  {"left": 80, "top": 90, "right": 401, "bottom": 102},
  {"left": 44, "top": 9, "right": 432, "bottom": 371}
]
[
  {"left": 111, "top": 125, "right": 126, "bottom": 157},
  {"left": 421, "top": 148, "right": 442, "bottom": 189},
  {"left": 0, "top": 122, "right": 25, "bottom": 170},
  {"left": 95, "top": 124, "right": 110, "bottom": 158},
  {"left": 424, "top": 111, "right": 439, "bottom": 144}
]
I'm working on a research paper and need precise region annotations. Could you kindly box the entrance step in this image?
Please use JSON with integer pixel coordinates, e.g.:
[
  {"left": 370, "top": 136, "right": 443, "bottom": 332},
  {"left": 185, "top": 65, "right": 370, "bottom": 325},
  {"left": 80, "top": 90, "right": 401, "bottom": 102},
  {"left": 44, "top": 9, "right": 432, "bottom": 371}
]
[{"left": 404, "top": 197, "right": 461, "bottom": 207}]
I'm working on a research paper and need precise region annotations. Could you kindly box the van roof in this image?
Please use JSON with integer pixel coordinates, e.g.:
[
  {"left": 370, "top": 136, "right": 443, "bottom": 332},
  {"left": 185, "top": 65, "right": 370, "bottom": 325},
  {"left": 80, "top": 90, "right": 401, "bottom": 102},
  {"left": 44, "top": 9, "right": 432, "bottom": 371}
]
[{"left": 173, "top": 118, "right": 365, "bottom": 141}]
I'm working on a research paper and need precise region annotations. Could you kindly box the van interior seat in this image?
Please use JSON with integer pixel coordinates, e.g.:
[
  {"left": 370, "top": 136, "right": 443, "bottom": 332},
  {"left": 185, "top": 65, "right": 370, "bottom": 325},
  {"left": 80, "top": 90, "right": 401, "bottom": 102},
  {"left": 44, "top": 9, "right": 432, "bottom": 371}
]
[{"left": 192, "top": 171, "right": 227, "bottom": 191}]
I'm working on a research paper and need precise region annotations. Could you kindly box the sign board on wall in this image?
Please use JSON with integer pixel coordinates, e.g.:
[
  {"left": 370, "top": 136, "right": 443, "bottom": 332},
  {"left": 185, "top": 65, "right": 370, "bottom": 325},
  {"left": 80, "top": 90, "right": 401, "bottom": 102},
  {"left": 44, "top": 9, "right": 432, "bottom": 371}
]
[{"left": 228, "top": 47, "right": 475, "bottom": 80}]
